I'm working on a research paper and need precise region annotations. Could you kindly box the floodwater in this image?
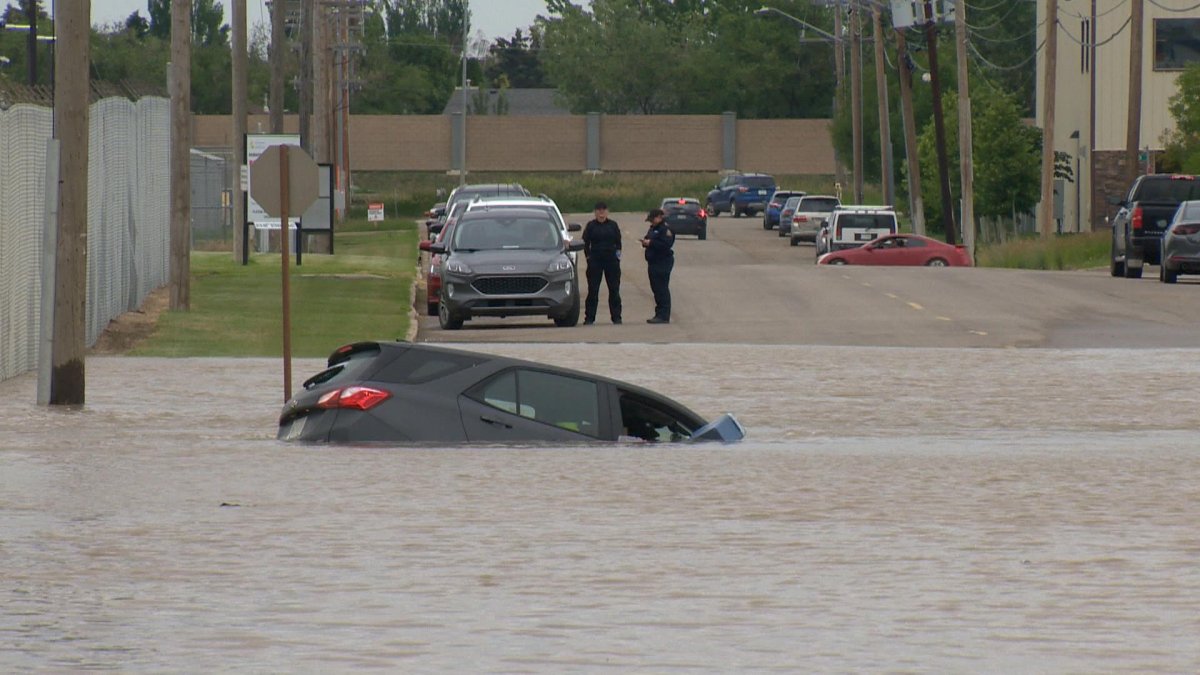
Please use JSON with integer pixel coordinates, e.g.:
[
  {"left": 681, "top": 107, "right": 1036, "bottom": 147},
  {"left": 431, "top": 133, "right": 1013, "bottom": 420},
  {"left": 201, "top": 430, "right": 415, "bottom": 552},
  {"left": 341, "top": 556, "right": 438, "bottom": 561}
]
[{"left": 2, "top": 345, "right": 1199, "bottom": 672}]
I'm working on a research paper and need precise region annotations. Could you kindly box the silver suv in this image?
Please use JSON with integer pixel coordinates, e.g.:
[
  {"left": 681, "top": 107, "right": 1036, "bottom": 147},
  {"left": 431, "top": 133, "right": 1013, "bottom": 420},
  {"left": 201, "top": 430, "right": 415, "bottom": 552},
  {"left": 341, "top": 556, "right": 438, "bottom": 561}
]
[
  {"left": 788, "top": 195, "right": 841, "bottom": 246},
  {"left": 430, "top": 208, "right": 584, "bottom": 330}
]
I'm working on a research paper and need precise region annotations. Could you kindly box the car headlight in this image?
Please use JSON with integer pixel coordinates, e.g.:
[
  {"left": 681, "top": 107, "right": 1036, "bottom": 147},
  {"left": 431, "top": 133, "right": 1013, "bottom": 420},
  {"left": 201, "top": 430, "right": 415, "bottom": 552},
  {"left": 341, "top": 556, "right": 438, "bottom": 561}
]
[
  {"left": 445, "top": 259, "right": 472, "bottom": 275},
  {"left": 546, "top": 256, "right": 573, "bottom": 273}
]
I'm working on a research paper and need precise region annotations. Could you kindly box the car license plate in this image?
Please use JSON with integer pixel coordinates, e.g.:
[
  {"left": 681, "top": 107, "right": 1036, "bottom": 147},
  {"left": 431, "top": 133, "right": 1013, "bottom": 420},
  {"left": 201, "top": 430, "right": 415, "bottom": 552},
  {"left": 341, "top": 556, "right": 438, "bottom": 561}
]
[
  {"left": 758, "top": 189, "right": 767, "bottom": 195},
  {"left": 283, "top": 415, "right": 307, "bottom": 440},
  {"left": 855, "top": 232, "right": 877, "bottom": 241},
  {"left": 674, "top": 214, "right": 687, "bottom": 219}
]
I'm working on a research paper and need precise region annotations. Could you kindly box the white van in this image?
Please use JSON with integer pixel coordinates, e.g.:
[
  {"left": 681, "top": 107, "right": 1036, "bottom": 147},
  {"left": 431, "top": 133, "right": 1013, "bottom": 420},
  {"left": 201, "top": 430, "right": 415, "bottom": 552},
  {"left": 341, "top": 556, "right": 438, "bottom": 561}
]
[{"left": 815, "top": 206, "right": 899, "bottom": 258}]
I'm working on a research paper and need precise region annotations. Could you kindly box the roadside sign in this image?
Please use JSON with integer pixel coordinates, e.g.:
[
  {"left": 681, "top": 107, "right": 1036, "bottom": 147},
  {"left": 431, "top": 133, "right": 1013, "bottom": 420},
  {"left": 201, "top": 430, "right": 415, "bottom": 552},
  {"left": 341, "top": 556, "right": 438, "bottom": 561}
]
[
  {"left": 368, "top": 202, "right": 385, "bottom": 222},
  {"left": 246, "top": 134, "right": 301, "bottom": 227},
  {"left": 250, "top": 144, "right": 319, "bottom": 219}
]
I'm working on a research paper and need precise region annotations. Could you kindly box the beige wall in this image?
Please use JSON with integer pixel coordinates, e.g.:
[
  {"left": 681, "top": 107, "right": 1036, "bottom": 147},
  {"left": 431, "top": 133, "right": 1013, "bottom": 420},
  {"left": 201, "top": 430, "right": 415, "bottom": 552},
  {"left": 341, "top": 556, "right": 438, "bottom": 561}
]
[
  {"left": 469, "top": 116, "right": 585, "bottom": 171},
  {"left": 192, "top": 113, "right": 835, "bottom": 174},
  {"left": 737, "top": 119, "right": 836, "bottom": 175},
  {"left": 599, "top": 115, "right": 723, "bottom": 171}
]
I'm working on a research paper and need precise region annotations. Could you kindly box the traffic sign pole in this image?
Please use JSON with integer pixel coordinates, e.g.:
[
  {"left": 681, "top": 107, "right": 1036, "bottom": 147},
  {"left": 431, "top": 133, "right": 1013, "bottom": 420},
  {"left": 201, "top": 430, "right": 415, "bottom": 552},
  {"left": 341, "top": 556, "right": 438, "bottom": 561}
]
[{"left": 280, "top": 145, "right": 293, "bottom": 402}]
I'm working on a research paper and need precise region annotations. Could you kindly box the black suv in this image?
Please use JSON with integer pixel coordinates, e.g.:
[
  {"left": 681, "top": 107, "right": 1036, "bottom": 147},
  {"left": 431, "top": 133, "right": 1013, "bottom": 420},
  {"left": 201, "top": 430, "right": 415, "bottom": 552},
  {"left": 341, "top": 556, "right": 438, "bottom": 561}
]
[{"left": 706, "top": 173, "right": 777, "bottom": 218}]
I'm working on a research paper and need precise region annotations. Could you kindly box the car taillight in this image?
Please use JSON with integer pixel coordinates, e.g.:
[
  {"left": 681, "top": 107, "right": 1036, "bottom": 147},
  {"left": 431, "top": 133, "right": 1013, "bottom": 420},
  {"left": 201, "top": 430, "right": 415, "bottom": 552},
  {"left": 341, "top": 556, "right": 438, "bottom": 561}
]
[
  {"left": 1132, "top": 206, "right": 1143, "bottom": 231},
  {"left": 795, "top": 215, "right": 807, "bottom": 222},
  {"left": 698, "top": 209, "right": 707, "bottom": 218},
  {"left": 1174, "top": 223, "right": 1200, "bottom": 235},
  {"left": 318, "top": 386, "right": 391, "bottom": 411},
  {"left": 737, "top": 186, "right": 748, "bottom": 192}
]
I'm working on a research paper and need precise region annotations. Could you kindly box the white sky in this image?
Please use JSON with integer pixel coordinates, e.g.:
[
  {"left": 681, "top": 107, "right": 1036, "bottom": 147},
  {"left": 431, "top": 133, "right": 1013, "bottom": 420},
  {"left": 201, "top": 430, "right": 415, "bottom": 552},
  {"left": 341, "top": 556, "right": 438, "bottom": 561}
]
[{"left": 86, "top": 0, "right": 552, "bottom": 42}]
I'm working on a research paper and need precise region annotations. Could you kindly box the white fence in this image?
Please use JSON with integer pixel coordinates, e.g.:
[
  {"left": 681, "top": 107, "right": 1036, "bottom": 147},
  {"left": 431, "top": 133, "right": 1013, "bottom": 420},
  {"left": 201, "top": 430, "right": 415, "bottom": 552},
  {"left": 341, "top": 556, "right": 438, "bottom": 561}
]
[{"left": 0, "top": 97, "right": 170, "bottom": 383}]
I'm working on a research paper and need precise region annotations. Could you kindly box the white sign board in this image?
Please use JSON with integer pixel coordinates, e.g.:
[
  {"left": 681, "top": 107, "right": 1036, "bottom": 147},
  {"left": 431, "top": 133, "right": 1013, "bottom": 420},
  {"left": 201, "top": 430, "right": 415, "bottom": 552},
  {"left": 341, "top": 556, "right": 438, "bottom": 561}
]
[
  {"left": 246, "top": 133, "right": 301, "bottom": 228},
  {"left": 891, "top": 0, "right": 955, "bottom": 29},
  {"left": 368, "top": 202, "right": 385, "bottom": 222}
]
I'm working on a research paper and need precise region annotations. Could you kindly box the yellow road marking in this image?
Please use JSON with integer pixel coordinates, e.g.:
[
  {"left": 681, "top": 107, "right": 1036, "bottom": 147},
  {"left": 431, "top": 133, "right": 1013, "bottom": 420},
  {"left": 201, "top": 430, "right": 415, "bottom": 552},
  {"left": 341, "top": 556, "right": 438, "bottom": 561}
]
[
  {"left": 907, "top": 302, "right": 925, "bottom": 311},
  {"left": 936, "top": 316, "right": 953, "bottom": 321},
  {"left": 969, "top": 330, "right": 988, "bottom": 336},
  {"left": 885, "top": 293, "right": 899, "bottom": 299},
  {"left": 861, "top": 282, "right": 872, "bottom": 288}
]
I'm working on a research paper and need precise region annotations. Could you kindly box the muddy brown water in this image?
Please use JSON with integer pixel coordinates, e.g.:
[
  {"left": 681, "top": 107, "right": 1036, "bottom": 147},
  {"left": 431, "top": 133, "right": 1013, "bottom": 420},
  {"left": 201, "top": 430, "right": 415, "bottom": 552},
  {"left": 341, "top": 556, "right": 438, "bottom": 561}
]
[{"left": 3, "top": 346, "right": 1199, "bottom": 671}]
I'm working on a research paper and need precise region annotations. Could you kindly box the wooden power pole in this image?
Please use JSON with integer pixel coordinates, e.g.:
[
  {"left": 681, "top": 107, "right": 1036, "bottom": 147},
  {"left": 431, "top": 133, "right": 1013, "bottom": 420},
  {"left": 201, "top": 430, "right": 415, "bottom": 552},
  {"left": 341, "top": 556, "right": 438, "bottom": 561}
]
[
  {"left": 872, "top": 5, "right": 893, "bottom": 207},
  {"left": 170, "top": 0, "right": 191, "bottom": 310},
  {"left": 48, "top": 0, "right": 89, "bottom": 406},
  {"left": 1125, "top": 0, "right": 1144, "bottom": 185},
  {"left": 1039, "top": 0, "right": 1059, "bottom": 238},
  {"left": 924, "top": 0, "right": 957, "bottom": 244},
  {"left": 850, "top": 4, "right": 864, "bottom": 203},
  {"left": 833, "top": 6, "right": 846, "bottom": 189},
  {"left": 232, "top": 0, "right": 248, "bottom": 263},
  {"left": 955, "top": 0, "right": 975, "bottom": 255},
  {"left": 270, "top": 0, "right": 285, "bottom": 133},
  {"left": 895, "top": 27, "right": 925, "bottom": 235}
]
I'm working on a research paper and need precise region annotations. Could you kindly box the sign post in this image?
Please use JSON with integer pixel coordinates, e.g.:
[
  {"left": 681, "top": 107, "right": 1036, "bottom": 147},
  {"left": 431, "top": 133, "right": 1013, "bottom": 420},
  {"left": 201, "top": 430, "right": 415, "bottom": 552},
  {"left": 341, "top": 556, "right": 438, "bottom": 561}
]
[{"left": 250, "top": 144, "right": 319, "bottom": 402}]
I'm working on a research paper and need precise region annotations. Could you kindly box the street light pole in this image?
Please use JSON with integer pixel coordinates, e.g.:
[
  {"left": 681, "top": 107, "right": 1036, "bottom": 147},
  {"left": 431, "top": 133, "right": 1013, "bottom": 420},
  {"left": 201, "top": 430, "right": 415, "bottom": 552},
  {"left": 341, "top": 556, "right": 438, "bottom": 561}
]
[{"left": 754, "top": 5, "right": 851, "bottom": 192}]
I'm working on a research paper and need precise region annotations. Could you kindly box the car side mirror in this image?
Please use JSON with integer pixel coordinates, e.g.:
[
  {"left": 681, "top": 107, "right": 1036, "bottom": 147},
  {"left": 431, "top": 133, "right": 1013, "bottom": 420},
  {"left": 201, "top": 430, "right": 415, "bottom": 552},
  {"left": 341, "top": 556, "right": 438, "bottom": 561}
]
[
  {"left": 568, "top": 223, "right": 582, "bottom": 232},
  {"left": 567, "top": 239, "right": 585, "bottom": 252},
  {"left": 419, "top": 240, "right": 432, "bottom": 251},
  {"left": 1107, "top": 197, "right": 1124, "bottom": 207},
  {"left": 429, "top": 243, "right": 447, "bottom": 254},
  {"left": 429, "top": 223, "right": 444, "bottom": 235}
]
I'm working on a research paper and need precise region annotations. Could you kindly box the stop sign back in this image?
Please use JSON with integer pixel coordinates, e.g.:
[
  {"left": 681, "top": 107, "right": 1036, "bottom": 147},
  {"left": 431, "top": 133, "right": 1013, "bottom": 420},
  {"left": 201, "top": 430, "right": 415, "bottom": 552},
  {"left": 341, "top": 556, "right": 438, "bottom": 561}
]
[{"left": 250, "top": 144, "right": 319, "bottom": 218}]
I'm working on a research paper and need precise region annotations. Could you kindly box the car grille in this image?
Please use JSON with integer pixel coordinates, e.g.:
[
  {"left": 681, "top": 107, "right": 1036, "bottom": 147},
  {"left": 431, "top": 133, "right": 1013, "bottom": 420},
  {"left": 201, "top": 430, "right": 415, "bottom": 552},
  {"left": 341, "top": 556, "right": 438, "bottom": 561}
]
[{"left": 473, "top": 276, "right": 547, "bottom": 295}]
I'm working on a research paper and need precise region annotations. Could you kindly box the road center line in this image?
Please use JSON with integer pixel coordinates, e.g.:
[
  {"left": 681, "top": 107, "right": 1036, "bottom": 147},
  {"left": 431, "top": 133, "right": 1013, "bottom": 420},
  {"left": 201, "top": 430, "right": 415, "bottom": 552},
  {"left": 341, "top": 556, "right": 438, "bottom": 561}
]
[{"left": 907, "top": 302, "right": 925, "bottom": 311}]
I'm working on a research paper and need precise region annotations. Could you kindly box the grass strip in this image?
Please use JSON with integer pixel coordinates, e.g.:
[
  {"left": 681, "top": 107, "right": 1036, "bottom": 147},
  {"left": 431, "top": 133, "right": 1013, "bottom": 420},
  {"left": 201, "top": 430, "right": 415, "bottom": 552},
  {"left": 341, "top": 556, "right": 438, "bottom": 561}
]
[
  {"left": 975, "top": 231, "right": 1109, "bottom": 270},
  {"left": 133, "top": 221, "right": 418, "bottom": 357}
]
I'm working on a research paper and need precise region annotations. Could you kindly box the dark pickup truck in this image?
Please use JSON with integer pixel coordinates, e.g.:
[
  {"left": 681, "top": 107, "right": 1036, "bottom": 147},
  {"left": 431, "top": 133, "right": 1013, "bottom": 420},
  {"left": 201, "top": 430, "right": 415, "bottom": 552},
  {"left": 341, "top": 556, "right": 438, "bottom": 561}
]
[{"left": 1110, "top": 174, "right": 1200, "bottom": 278}]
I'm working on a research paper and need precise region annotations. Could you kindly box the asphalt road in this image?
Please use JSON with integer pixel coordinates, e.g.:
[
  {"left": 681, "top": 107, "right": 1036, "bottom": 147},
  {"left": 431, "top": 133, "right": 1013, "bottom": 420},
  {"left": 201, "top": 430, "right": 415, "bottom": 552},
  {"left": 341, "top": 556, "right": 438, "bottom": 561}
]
[{"left": 416, "top": 212, "right": 1200, "bottom": 348}]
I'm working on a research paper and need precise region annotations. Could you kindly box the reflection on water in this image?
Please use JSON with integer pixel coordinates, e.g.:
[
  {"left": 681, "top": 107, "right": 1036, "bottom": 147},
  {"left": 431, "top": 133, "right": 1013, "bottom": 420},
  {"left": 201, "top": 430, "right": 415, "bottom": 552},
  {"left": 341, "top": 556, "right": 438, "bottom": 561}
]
[{"left": 2, "top": 347, "right": 1199, "bottom": 671}]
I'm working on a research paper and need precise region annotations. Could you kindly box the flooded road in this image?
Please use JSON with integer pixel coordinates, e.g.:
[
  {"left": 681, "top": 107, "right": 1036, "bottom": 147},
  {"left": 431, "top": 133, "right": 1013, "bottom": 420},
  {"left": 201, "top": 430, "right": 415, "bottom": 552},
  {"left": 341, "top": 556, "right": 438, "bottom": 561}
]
[{"left": 3, "top": 346, "right": 1200, "bottom": 671}]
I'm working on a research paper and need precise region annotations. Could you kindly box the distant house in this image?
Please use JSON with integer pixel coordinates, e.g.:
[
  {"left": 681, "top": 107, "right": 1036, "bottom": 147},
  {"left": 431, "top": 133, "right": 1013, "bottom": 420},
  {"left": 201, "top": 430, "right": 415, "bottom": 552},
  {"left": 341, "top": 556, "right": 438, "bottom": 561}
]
[{"left": 442, "top": 87, "right": 570, "bottom": 116}]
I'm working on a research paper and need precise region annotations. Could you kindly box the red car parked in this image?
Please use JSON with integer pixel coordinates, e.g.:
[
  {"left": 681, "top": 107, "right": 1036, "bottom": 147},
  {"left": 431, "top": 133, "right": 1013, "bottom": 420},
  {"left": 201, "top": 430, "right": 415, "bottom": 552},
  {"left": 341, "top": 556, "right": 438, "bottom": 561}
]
[
  {"left": 418, "top": 223, "right": 455, "bottom": 315},
  {"left": 817, "top": 234, "right": 972, "bottom": 267}
]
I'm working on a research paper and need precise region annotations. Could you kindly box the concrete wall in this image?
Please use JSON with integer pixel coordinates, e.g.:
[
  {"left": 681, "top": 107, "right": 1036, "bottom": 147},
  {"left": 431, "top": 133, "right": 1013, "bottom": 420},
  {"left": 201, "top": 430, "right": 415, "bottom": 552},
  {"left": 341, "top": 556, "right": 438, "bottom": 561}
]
[{"left": 192, "top": 113, "right": 835, "bottom": 175}]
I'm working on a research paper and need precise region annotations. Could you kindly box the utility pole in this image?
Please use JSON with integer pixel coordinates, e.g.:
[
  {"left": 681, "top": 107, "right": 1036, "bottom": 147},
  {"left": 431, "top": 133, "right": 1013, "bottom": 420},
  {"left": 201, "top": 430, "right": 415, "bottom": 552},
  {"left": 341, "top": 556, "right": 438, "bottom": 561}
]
[
  {"left": 313, "top": 0, "right": 329, "bottom": 165},
  {"left": 170, "top": 0, "right": 191, "bottom": 310},
  {"left": 23, "top": 0, "right": 36, "bottom": 85},
  {"left": 955, "top": 0, "right": 975, "bottom": 255},
  {"left": 833, "top": 4, "right": 846, "bottom": 189},
  {"left": 270, "top": 0, "right": 285, "bottom": 133},
  {"left": 1125, "top": 0, "right": 1144, "bottom": 185},
  {"left": 48, "top": 0, "right": 89, "bottom": 406},
  {"left": 1039, "top": 0, "right": 1059, "bottom": 238},
  {"left": 871, "top": 5, "right": 893, "bottom": 206},
  {"left": 232, "top": 0, "right": 248, "bottom": 263},
  {"left": 924, "top": 0, "right": 956, "bottom": 245},
  {"left": 849, "top": 3, "right": 863, "bottom": 203},
  {"left": 299, "top": 0, "right": 312, "bottom": 153},
  {"left": 895, "top": 27, "right": 925, "bottom": 235}
]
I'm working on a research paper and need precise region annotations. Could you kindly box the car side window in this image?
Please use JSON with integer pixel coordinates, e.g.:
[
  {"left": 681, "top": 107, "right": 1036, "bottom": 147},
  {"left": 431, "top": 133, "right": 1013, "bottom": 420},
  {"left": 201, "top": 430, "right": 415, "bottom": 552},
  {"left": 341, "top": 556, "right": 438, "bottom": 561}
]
[
  {"left": 468, "top": 369, "right": 601, "bottom": 437},
  {"left": 905, "top": 237, "right": 927, "bottom": 248},
  {"left": 618, "top": 390, "right": 697, "bottom": 442}
]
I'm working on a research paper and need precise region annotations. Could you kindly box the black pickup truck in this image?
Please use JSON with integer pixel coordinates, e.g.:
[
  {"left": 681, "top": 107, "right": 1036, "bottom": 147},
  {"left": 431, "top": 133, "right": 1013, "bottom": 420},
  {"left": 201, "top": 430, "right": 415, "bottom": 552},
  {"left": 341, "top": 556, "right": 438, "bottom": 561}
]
[{"left": 1110, "top": 174, "right": 1200, "bottom": 278}]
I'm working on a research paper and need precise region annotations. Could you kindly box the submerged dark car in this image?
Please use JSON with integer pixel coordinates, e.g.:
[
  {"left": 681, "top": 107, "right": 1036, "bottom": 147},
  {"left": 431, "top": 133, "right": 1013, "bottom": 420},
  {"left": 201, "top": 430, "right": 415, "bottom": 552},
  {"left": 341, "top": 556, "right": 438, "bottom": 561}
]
[{"left": 278, "top": 342, "right": 746, "bottom": 444}]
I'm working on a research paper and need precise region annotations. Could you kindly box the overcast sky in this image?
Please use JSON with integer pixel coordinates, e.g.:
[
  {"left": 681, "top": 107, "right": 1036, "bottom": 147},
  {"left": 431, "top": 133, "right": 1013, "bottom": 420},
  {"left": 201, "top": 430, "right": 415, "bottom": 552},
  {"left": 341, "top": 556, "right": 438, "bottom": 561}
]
[{"left": 88, "top": 0, "right": 553, "bottom": 42}]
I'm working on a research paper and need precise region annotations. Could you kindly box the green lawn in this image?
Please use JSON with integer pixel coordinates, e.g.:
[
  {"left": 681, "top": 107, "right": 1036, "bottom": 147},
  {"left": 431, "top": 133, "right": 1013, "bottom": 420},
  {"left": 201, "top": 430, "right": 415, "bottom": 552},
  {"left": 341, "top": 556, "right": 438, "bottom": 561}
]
[
  {"left": 975, "top": 231, "right": 1109, "bottom": 270},
  {"left": 133, "top": 222, "right": 418, "bottom": 357}
]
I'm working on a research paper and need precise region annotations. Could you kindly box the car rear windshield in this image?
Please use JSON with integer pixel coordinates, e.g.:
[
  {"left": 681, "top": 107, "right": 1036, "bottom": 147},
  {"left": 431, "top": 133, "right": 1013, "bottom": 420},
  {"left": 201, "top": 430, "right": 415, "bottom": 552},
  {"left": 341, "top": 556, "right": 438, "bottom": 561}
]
[
  {"left": 742, "top": 176, "right": 776, "bottom": 188},
  {"left": 454, "top": 217, "right": 563, "bottom": 250},
  {"left": 800, "top": 198, "right": 839, "bottom": 212},
  {"left": 302, "top": 345, "right": 386, "bottom": 391},
  {"left": 1134, "top": 177, "right": 1200, "bottom": 203},
  {"left": 838, "top": 213, "right": 896, "bottom": 229},
  {"left": 665, "top": 202, "right": 703, "bottom": 214}
]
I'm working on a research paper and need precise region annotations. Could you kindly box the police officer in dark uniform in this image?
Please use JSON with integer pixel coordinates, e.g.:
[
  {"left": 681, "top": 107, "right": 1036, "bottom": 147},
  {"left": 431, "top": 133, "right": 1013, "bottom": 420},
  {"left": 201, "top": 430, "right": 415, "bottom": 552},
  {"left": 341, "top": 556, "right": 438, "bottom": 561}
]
[
  {"left": 581, "top": 201, "right": 623, "bottom": 325},
  {"left": 641, "top": 208, "right": 675, "bottom": 324}
]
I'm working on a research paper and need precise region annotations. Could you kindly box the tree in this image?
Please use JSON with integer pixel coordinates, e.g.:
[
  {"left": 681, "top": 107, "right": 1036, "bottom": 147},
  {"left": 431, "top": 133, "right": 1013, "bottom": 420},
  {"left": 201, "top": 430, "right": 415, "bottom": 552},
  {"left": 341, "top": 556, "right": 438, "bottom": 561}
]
[
  {"left": 147, "top": 0, "right": 229, "bottom": 47},
  {"left": 485, "top": 28, "right": 546, "bottom": 89},
  {"left": 1162, "top": 64, "right": 1200, "bottom": 173},
  {"left": 916, "top": 87, "right": 1041, "bottom": 235}
]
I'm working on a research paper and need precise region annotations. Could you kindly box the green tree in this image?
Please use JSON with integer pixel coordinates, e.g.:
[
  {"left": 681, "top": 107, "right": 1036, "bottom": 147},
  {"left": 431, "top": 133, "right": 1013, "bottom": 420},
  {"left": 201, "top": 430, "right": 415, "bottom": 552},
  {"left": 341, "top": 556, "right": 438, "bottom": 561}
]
[
  {"left": 917, "top": 87, "right": 1041, "bottom": 235},
  {"left": 147, "top": 0, "right": 229, "bottom": 46},
  {"left": 485, "top": 28, "right": 546, "bottom": 89},
  {"left": 1162, "top": 64, "right": 1200, "bottom": 173}
]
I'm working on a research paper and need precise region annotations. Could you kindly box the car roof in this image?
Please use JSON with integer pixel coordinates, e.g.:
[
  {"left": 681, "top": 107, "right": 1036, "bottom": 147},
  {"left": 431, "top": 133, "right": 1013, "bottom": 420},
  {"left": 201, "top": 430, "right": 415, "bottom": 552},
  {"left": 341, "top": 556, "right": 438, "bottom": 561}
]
[
  {"left": 833, "top": 205, "right": 896, "bottom": 214},
  {"left": 329, "top": 341, "right": 707, "bottom": 423},
  {"left": 469, "top": 196, "right": 560, "bottom": 209},
  {"left": 456, "top": 206, "right": 556, "bottom": 222}
]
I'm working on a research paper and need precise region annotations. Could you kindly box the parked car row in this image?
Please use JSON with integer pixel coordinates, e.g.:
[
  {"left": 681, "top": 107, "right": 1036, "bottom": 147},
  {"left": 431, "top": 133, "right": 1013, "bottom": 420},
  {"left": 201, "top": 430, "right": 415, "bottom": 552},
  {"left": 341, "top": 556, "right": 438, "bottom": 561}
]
[{"left": 1108, "top": 174, "right": 1200, "bottom": 283}]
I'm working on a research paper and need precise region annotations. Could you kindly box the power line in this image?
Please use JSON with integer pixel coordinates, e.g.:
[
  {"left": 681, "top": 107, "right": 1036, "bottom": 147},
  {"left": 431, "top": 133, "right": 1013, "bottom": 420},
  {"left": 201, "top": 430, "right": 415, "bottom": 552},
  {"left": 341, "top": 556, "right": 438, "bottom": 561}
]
[{"left": 1147, "top": 0, "right": 1200, "bottom": 11}]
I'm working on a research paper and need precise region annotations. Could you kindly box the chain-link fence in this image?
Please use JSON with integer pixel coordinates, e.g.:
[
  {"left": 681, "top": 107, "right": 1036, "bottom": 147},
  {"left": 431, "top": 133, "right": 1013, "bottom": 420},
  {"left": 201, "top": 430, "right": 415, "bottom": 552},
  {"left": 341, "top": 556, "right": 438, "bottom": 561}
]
[
  {"left": 192, "top": 147, "right": 233, "bottom": 249},
  {"left": 0, "top": 97, "right": 170, "bottom": 383}
]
